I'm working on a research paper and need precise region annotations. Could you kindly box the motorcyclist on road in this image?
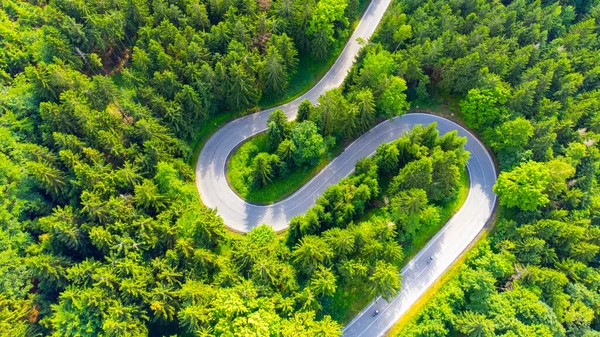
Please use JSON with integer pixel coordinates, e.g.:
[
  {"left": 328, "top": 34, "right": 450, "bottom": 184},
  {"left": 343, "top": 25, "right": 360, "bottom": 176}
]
[{"left": 373, "top": 310, "right": 379, "bottom": 317}]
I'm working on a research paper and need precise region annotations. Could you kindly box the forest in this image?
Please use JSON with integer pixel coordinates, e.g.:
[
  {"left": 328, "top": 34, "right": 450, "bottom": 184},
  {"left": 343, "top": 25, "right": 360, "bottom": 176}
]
[
  {"left": 0, "top": 0, "right": 437, "bottom": 335},
  {"left": 380, "top": 0, "right": 600, "bottom": 336},
  {"left": 1, "top": 0, "right": 600, "bottom": 336}
]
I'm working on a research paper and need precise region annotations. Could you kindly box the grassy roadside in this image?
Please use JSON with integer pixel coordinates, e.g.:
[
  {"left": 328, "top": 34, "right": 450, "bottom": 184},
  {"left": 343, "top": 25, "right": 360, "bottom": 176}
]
[
  {"left": 187, "top": 110, "right": 240, "bottom": 168},
  {"left": 186, "top": 0, "right": 371, "bottom": 168},
  {"left": 323, "top": 168, "right": 470, "bottom": 324},
  {"left": 257, "top": 45, "right": 341, "bottom": 109},
  {"left": 408, "top": 96, "right": 462, "bottom": 121},
  {"left": 227, "top": 132, "right": 344, "bottom": 204},
  {"left": 385, "top": 230, "right": 489, "bottom": 337}
]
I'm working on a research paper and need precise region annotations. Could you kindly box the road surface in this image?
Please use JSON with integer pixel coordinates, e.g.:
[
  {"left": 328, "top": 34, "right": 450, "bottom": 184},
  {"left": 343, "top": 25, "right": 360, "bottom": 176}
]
[{"left": 194, "top": 0, "right": 498, "bottom": 334}]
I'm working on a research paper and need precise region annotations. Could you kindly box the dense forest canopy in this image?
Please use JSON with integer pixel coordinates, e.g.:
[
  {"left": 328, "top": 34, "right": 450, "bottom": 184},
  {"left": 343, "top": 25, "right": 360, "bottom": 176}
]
[
  {"left": 0, "top": 0, "right": 413, "bottom": 335},
  {"left": 0, "top": 0, "right": 363, "bottom": 335},
  {"left": 370, "top": 0, "right": 600, "bottom": 335},
  {"left": 2, "top": 0, "right": 600, "bottom": 336}
]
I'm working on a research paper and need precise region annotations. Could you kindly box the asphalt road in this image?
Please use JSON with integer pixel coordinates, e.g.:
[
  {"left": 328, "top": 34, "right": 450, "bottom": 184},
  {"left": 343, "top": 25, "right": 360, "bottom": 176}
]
[{"left": 195, "top": 0, "right": 498, "bottom": 333}]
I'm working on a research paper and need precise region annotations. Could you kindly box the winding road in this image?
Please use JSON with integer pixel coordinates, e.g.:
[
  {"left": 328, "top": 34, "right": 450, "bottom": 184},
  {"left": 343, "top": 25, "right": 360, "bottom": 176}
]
[{"left": 194, "top": 0, "right": 498, "bottom": 334}]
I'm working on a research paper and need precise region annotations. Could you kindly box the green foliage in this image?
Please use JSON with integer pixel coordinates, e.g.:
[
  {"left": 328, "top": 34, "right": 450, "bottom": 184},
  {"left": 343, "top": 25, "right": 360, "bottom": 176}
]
[
  {"left": 0, "top": 0, "right": 364, "bottom": 333},
  {"left": 283, "top": 124, "right": 467, "bottom": 320},
  {"left": 493, "top": 161, "right": 552, "bottom": 211},
  {"left": 358, "top": 48, "right": 397, "bottom": 90},
  {"left": 384, "top": 0, "right": 600, "bottom": 335},
  {"left": 376, "top": 142, "right": 400, "bottom": 175},
  {"left": 351, "top": 88, "right": 376, "bottom": 133},
  {"left": 267, "top": 109, "right": 290, "bottom": 151},
  {"left": 379, "top": 76, "right": 410, "bottom": 117},
  {"left": 307, "top": 0, "right": 349, "bottom": 60},
  {"left": 277, "top": 139, "right": 296, "bottom": 166},
  {"left": 460, "top": 84, "right": 511, "bottom": 130},
  {"left": 297, "top": 99, "right": 313, "bottom": 122},
  {"left": 292, "top": 121, "right": 325, "bottom": 166},
  {"left": 251, "top": 153, "right": 278, "bottom": 188},
  {"left": 227, "top": 63, "right": 261, "bottom": 110},
  {"left": 227, "top": 123, "right": 335, "bottom": 204},
  {"left": 317, "top": 88, "right": 352, "bottom": 137},
  {"left": 390, "top": 189, "right": 438, "bottom": 240},
  {"left": 263, "top": 46, "right": 289, "bottom": 96},
  {"left": 5, "top": 0, "right": 600, "bottom": 334},
  {"left": 369, "top": 260, "right": 402, "bottom": 301},
  {"left": 486, "top": 117, "right": 534, "bottom": 170},
  {"left": 390, "top": 157, "right": 433, "bottom": 194}
]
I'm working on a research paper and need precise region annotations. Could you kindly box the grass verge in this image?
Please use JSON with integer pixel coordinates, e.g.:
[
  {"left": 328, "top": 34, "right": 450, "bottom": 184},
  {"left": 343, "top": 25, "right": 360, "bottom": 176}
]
[
  {"left": 409, "top": 95, "right": 462, "bottom": 121},
  {"left": 323, "top": 168, "right": 470, "bottom": 324},
  {"left": 227, "top": 132, "right": 343, "bottom": 204},
  {"left": 385, "top": 230, "right": 489, "bottom": 336},
  {"left": 187, "top": 110, "right": 240, "bottom": 167}
]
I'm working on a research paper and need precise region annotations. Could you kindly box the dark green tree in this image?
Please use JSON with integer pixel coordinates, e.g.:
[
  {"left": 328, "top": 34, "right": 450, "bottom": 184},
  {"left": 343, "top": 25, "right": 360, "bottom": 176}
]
[{"left": 227, "top": 63, "right": 259, "bottom": 110}]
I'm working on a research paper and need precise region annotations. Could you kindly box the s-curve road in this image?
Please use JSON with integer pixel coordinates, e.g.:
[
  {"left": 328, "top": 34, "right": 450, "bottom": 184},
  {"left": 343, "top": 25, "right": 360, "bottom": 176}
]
[
  {"left": 195, "top": 0, "right": 497, "bottom": 333},
  {"left": 196, "top": 114, "right": 497, "bottom": 336},
  {"left": 196, "top": 0, "right": 394, "bottom": 231}
]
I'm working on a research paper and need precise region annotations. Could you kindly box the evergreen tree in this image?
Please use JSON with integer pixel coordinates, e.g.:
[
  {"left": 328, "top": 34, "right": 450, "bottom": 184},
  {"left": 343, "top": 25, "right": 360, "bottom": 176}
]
[
  {"left": 297, "top": 99, "right": 313, "bottom": 122},
  {"left": 277, "top": 139, "right": 296, "bottom": 166},
  {"left": 369, "top": 261, "right": 401, "bottom": 301},
  {"left": 263, "top": 46, "right": 288, "bottom": 96},
  {"left": 269, "top": 33, "right": 299, "bottom": 73},
  {"left": 351, "top": 88, "right": 376, "bottom": 133},
  {"left": 227, "top": 63, "right": 260, "bottom": 110},
  {"left": 251, "top": 153, "right": 277, "bottom": 188}
]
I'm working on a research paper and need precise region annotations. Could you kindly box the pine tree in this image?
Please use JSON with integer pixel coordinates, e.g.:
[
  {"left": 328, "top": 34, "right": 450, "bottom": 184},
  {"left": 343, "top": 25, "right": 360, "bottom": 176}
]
[
  {"left": 277, "top": 139, "right": 296, "bottom": 166},
  {"left": 351, "top": 88, "right": 376, "bottom": 133},
  {"left": 376, "top": 142, "right": 399, "bottom": 175},
  {"left": 297, "top": 99, "right": 312, "bottom": 122},
  {"left": 269, "top": 33, "right": 298, "bottom": 73},
  {"left": 26, "top": 160, "right": 66, "bottom": 199},
  {"left": 263, "top": 46, "right": 288, "bottom": 96},
  {"left": 310, "top": 266, "right": 337, "bottom": 297},
  {"left": 227, "top": 63, "right": 259, "bottom": 110},
  {"left": 368, "top": 261, "right": 401, "bottom": 301},
  {"left": 251, "top": 153, "right": 276, "bottom": 188},
  {"left": 268, "top": 121, "right": 284, "bottom": 152},
  {"left": 456, "top": 311, "right": 495, "bottom": 337}
]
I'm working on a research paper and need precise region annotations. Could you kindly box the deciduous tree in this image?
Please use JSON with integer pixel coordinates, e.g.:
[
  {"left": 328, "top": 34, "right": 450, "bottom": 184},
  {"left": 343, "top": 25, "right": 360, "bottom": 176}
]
[{"left": 494, "top": 161, "right": 552, "bottom": 211}]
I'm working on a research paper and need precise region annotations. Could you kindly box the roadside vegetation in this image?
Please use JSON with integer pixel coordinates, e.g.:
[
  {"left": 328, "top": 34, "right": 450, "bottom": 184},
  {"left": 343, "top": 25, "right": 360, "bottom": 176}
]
[
  {"left": 0, "top": 0, "right": 448, "bottom": 335},
  {"left": 386, "top": 231, "right": 488, "bottom": 337},
  {"left": 258, "top": 0, "right": 371, "bottom": 108},
  {"left": 324, "top": 167, "right": 470, "bottom": 323},
  {"left": 228, "top": 39, "right": 413, "bottom": 202},
  {"left": 0, "top": 0, "right": 385, "bottom": 334}
]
